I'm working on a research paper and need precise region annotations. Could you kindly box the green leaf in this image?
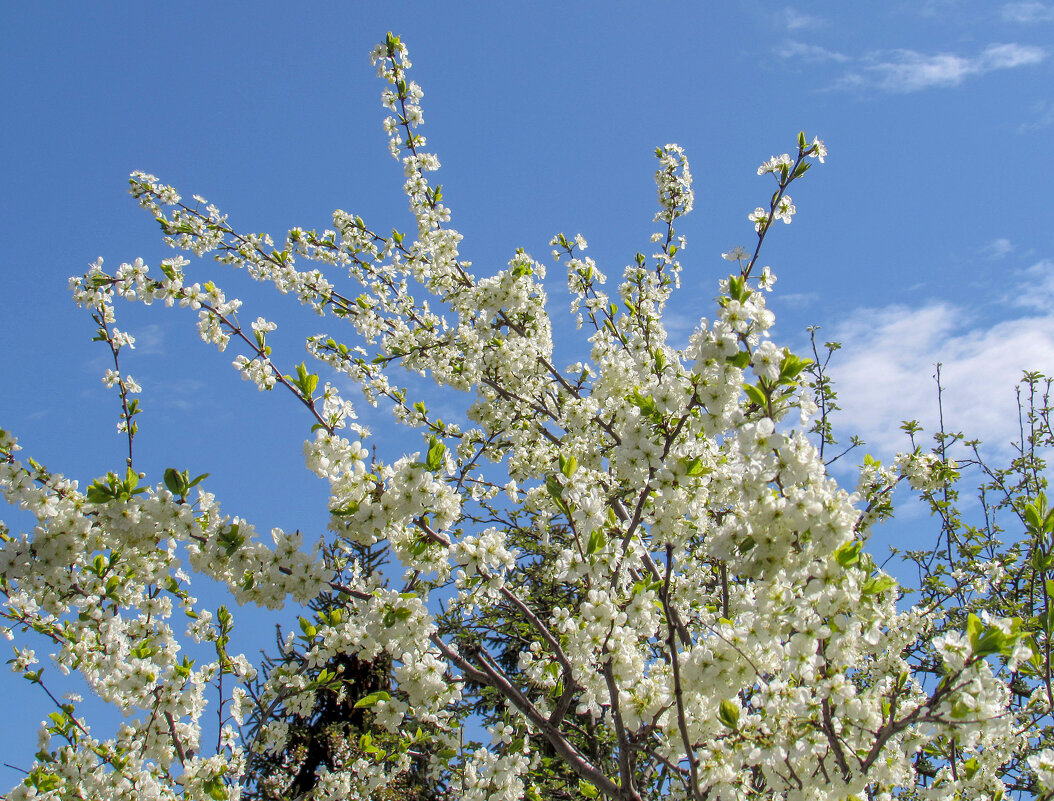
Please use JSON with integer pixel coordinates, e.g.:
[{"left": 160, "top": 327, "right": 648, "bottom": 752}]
[
  {"left": 217, "top": 524, "right": 244, "bottom": 557},
  {"left": 862, "top": 575, "right": 897, "bottom": 596},
  {"left": 283, "top": 362, "right": 319, "bottom": 399},
  {"left": 728, "top": 274, "right": 750, "bottom": 303},
  {"left": 628, "top": 389, "right": 659, "bottom": 420},
  {"left": 743, "top": 383, "right": 767, "bottom": 407},
  {"left": 545, "top": 475, "right": 571, "bottom": 516},
  {"left": 130, "top": 640, "right": 155, "bottom": 659},
  {"left": 425, "top": 436, "right": 446, "bottom": 471},
  {"left": 1032, "top": 548, "right": 1050, "bottom": 572},
  {"left": 834, "top": 540, "right": 862, "bottom": 568},
  {"left": 681, "top": 456, "right": 711, "bottom": 477},
  {"left": 354, "top": 690, "right": 391, "bottom": 709},
  {"left": 174, "top": 656, "right": 194, "bottom": 679},
  {"left": 1025, "top": 494, "right": 1054, "bottom": 536},
  {"left": 26, "top": 768, "right": 62, "bottom": 792},
  {"left": 586, "top": 529, "right": 605, "bottom": 556},
  {"left": 778, "top": 354, "right": 813, "bottom": 384},
  {"left": 578, "top": 780, "right": 599, "bottom": 799},
  {"left": 966, "top": 613, "right": 1003, "bottom": 659},
  {"left": 559, "top": 453, "right": 578, "bottom": 478},
  {"left": 726, "top": 351, "right": 750, "bottom": 369},
  {"left": 204, "top": 776, "right": 228, "bottom": 800},
  {"left": 654, "top": 347, "right": 667, "bottom": 372},
  {"left": 718, "top": 698, "right": 740, "bottom": 729},
  {"left": 331, "top": 500, "right": 360, "bottom": 517},
  {"left": 950, "top": 700, "right": 973, "bottom": 719},
  {"left": 1026, "top": 503, "right": 1043, "bottom": 531},
  {"left": 86, "top": 482, "right": 114, "bottom": 504},
  {"left": 408, "top": 538, "right": 432, "bottom": 557},
  {"left": 164, "top": 468, "right": 189, "bottom": 496}
]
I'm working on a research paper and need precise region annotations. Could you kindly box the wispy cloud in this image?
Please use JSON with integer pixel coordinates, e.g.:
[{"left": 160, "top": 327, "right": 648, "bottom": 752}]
[
  {"left": 844, "top": 43, "right": 1047, "bottom": 92},
  {"left": 913, "top": 0, "right": 968, "bottom": 18},
  {"left": 823, "top": 266, "right": 1054, "bottom": 458},
  {"left": 773, "top": 291, "right": 819, "bottom": 308},
  {"left": 782, "top": 7, "right": 826, "bottom": 30},
  {"left": 1012, "top": 259, "right": 1054, "bottom": 310},
  {"left": 778, "top": 40, "right": 1046, "bottom": 93},
  {"left": 1002, "top": 2, "right": 1054, "bottom": 22},
  {"left": 132, "top": 323, "right": 166, "bottom": 356},
  {"left": 982, "top": 237, "right": 1014, "bottom": 259},
  {"left": 1019, "top": 98, "right": 1054, "bottom": 131},
  {"left": 776, "top": 40, "right": 849, "bottom": 63},
  {"left": 981, "top": 42, "right": 1050, "bottom": 68}
]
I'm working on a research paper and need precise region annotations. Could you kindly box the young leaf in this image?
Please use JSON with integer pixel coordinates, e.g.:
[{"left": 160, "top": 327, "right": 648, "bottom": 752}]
[
  {"left": 425, "top": 435, "right": 446, "bottom": 471},
  {"left": 718, "top": 699, "right": 740, "bottom": 729},
  {"left": 681, "top": 456, "right": 711, "bottom": 477},
  {"left": 354, "top": 690, "right": 392, "bottom": 709},
  {"left": 559, "top": 453, "right": 578, "bottom": 478},
  {"left": 743, "top": 383, "right": 768, "bottom": 408},
  {"left": 578, "top": 780, "right": 599, "bottom": 799},
  {"left": 834, "top": 540, "right": 862, "bottom": 568},
  {"left": 163, "top": 468, "right": 189, "bottom": 496}
]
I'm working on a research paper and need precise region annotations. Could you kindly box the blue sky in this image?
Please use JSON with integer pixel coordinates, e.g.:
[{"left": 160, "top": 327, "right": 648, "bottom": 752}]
[{"left": 2, "top": 0, "right": 1053, "bottom": 781}]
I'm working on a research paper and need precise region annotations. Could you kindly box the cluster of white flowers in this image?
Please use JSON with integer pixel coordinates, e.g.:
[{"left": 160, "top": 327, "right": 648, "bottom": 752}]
[
  {"left": 894, "top": 449, "right": 956, "bottom": 492},
  {"left": 654, "top": 143, "right": 694, "bottom": 223},
  {"left": 1030, "top": 749, "right": 1054, "bottom": 793},
  {"left": 232, "top": 352, "right": 278, "bottom": 390}
]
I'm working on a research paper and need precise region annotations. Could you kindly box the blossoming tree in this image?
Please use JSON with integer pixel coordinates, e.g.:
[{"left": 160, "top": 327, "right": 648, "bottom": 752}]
[{"left": 2, "top": 33, "right": 1053, "bottom": 801}]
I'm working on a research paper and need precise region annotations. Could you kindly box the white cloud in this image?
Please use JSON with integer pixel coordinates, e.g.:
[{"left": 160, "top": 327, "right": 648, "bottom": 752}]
[
  {"left": 154, "top": 377, "right": 207, "bottom": 412},
  {"left": 782, "top": 7, "right": 825, "bottom": 30},
  {"left": 1019, "top": 98, "right": 1054, "bottom": 131},
  {"left": 839, "top": 43, "right": 1046, "bottom": 92},
  {"left": 979, "top": 42, "right": 1048, "bottom": 68},
  {"left": 1013, "top": 259, "right": 1054, "bottom": 310},
  {"left": 773, "top": 291, "right": 819, "bottom": 308},
  {"left": 1002, "top": 2, "right": 1054, "bottom": 22},
  {"left": 913, "top": 0, "right": 967, "bottom": 18},
  {"left": 133, "top": 323, "right": 166, "bottom": 355},
  {"left": 869, "top": 50, "right": 974, "bottom": 91},
  {"left": 776, "top": 40, "right": 849, "bottom": 63},
  {"left": 982, "top": 237, "right": 1014, "bottom": 259},
  {"left": 824, "top": 283, "right": 1054, "bottom": 458}
]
